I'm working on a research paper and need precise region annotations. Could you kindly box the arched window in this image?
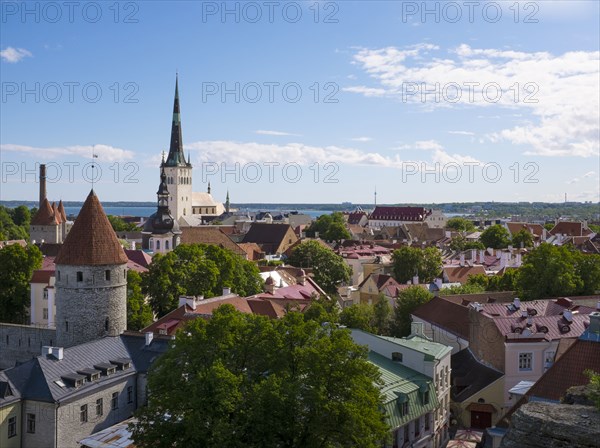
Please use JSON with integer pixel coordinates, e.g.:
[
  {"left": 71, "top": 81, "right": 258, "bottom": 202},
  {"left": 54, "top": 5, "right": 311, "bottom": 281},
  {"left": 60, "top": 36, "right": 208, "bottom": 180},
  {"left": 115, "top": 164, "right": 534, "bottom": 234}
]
[
  {"left": 105, "top": 318, "right": 109, "bottom": 332},
  {"left": 156, "top": 240, "right": 160, "bottom": 250},
  {"left": 165, "top": 240, "right": 170, "bottom": 250}
]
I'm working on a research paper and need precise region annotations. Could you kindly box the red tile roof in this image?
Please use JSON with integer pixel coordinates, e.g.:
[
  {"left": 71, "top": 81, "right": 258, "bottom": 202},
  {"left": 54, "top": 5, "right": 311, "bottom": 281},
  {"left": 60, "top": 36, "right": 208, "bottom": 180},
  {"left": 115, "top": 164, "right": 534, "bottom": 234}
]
[
  {"left": 30, "top": 270, "right": 54, "bottom": 284},
  {"left": 369, "top": 206, "right": 432, "bottom": 222},
  {"left": 443, "top": 265, "right": 487, "bottom": 284},
  {"left": 58, "top": 200, "right": 67, "bottom": 222},
  {"left": 412, "top": 295, "right": 471, "bottom": 339},
  {"left": 549, "top": 221, "right": 592, "bottom": 237},
  {"left": 180, "top": 227, "right": 246, "bottom": 257},
  {"left": 31, "top": 198, "right": 59, "bottom": 226},
  {"left": 55, "top": 190, "right": 128, "bottom": 266},
  {"left": 124, "top": 249, "right": 153, "bottom": 268},
  {"left": 506, "top": 222, "right": 545, "bottom": 238}
]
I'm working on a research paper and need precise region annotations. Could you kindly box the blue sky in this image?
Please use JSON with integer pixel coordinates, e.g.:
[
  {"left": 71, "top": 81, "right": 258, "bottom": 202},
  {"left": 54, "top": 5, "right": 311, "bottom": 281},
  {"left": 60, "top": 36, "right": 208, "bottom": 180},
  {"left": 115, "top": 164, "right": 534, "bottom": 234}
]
[{"left": 1, "top": 0, "right": 599, "bottom": 204}]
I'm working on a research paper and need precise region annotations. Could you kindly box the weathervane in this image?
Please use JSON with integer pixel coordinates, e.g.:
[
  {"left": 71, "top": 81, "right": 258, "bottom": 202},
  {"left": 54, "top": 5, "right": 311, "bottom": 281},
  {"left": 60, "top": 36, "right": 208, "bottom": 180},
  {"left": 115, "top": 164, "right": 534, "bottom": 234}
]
[{"left": 91, "top": 145, "right": 99, "bottom": 190}]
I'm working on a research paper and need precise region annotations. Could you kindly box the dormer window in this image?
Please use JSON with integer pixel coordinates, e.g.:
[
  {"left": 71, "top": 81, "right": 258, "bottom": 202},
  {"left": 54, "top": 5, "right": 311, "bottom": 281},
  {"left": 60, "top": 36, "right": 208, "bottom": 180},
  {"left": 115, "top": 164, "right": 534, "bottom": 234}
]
[
  {"left": 77, "top": 368, "right": 102, "bottom": 382},
  {"left": 110, "top": 358, "right": 132, "bottom": 371},
  {"left": 94, "top": 363, "right": 117, "bottom": 376},
  {"left": 61, "top": 373, "right": 87, "bottom": 388},
  {"left": 392, "top": 352, "right": 403, "bottom": 362}
]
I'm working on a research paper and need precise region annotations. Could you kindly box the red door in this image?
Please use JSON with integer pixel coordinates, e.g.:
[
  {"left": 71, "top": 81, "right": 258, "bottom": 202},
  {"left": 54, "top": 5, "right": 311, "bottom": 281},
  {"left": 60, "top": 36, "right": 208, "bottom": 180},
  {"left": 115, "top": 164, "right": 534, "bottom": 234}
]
[{"left": 471, "top": 411, "right": 492, "bottom": 429}]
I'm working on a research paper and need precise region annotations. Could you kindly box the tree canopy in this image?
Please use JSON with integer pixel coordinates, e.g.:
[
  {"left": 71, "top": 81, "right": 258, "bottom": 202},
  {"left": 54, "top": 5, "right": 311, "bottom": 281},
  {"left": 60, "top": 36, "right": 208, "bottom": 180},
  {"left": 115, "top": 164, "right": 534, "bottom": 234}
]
[
  {"left": 0, "top": 244, "right": 42, "bottom": 323},
  {"left": 287, "top": 240, "right": 351, "bottom": 293},
  {"left": 107, "top": 215, "right": 139, "bottom": 232},
  {"left": 0, "top": 205, "right": 30, "bottom": 240},
  {"left": 511, "top": 229, "right": 534, "bottom": 248},
  {"left": 126, "top": 270, "right": 154, "bottom": 331},
  {"left": 131, "top": 306, "right": 388, "bottom": 448},
  {"left": 446, "top": 217, "right": 475, "bottom": 233},
  {"left": 305, "top": 212, "right": 351, "bottom": 242},
  {"left": 391, "top": 246, "right": 442, "bottom": 284},
  {"left": 390, "top": 286, "right": 433, "bottom": 337},
  {"left": 516, "top": 243, "right": 600, "bottom": 300},
  {"left": 142, "top": 244, "right": 263, "bottom": 317},
  {"left": 479, "top": 224, "right": 511, "bottom": 249}
]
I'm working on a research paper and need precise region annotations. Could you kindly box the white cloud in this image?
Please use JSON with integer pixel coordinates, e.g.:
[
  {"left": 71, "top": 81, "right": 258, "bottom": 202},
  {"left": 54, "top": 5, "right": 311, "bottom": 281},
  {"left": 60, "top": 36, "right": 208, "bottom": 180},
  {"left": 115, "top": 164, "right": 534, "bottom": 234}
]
[
  {"left": 449, "top": 131, "right": 475, "bottom": 136},
  {"left": 566, "top": 177, "right": 580, "bottom": 184},
  {"left": 254, "top": 130, "right": 301, "bottom": 137},
  {"left": 184, "top": 139, "right": 479, "bottom": 174},
  {"left": 0, "top": 144, "right": 134, "bottom": 162},
  {"left": 583, "top": 171, "right": 596, "bottom": 178},
  {"left": 414, "top": 140, "right": 443, "bottom": 151},
  {"left": 348, "top": 44, "right": 600, "bottom": 158},
  {"left": 0, "top": 47, "right": 32, "bottom": 63},
  {"left": 349, "top": 137, "right": 373, "bottom": 142}
]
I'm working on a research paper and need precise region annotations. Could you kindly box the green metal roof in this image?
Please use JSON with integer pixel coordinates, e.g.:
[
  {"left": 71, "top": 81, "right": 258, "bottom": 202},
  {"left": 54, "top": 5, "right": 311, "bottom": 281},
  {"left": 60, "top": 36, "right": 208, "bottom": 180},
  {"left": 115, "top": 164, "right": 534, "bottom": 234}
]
[
  {"left": 377, "top": 334, "right": 452, "bottom": 361},
  {"left": 368, "top": 352, "right": 439, "bottom": 429}
]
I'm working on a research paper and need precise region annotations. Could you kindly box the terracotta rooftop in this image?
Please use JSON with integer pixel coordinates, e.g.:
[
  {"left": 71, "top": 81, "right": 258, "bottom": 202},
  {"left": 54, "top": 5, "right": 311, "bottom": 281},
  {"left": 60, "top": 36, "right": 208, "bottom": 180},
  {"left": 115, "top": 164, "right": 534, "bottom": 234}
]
[
  {"left": 55, "top": 190, "right": 128, "bottom": 266},
  {"left": 549, "top": 221, "right": 592, "bottom": 237},
  {"left": 412, "top": 295, "right": 471, "bottom": 340},
  {"left": 58, "top": 200, "right": 67, "bottom": 222},
  {"left": 31, "top": 198, "right": 59, "bottom": 226},
  {"left": 443, "top": 265, "right": 487, "bottom": 284},
  {"left": 369, "top": 206, "right": 432, "bottom": 222},
  {"left": 506, "top": 222, "right": 545, "bottom": 238},
  {"left": 180, "top": 227, "right": 246, "bottom": 257}
]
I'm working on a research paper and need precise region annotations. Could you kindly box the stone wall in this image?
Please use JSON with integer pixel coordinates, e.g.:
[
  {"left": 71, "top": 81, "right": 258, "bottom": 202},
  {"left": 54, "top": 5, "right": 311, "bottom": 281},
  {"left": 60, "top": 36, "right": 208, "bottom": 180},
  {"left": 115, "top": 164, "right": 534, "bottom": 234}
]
[
  {"left": 0, "top": 324, "right": 56, "bottom": 369},
  {"left": 55, "top": 264, "right": 127, "bottom": 348},
  {"left": 499, "top": 401, "right": 600, "bottom": 448}
]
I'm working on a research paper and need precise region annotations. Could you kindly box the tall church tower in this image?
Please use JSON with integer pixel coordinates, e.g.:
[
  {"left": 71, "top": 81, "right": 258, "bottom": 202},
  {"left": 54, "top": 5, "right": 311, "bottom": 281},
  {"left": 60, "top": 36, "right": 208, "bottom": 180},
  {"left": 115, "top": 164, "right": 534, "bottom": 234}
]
[
  {"left": 55, "top": 190, "right": 128, "bottom": 348},
  {"left": 162, "top": 75, "right": 192, "bottom": 222}
]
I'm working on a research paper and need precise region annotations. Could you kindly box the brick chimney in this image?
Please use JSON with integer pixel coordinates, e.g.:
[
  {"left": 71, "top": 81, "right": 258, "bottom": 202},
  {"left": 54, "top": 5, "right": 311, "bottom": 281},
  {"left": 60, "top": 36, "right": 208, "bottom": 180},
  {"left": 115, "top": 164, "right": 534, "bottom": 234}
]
[{"left": 39, "top": 164, "right": 47, "bottom": 207}]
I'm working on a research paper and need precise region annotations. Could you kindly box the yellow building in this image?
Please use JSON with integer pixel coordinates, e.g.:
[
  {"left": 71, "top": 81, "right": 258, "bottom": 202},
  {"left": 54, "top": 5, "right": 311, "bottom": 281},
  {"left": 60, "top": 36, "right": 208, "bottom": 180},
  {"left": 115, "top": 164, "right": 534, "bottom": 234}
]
[{"left": 0, "top": 374, "right": 21, "bottom": 448}]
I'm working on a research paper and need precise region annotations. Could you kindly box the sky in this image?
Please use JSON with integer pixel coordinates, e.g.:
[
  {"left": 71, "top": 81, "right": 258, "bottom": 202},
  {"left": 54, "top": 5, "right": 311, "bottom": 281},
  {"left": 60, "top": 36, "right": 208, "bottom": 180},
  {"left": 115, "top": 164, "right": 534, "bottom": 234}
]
[{"left": 1, "top": 0, "right": 599, "bottom": 205}]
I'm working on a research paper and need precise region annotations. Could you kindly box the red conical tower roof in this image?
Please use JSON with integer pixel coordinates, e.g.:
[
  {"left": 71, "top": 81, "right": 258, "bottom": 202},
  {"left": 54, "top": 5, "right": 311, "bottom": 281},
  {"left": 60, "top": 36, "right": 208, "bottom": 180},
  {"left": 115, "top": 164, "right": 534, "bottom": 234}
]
[
  {"left": 55, "top": 190, "right": 128, "bottom": 266},
  {"left": 58, "top": 200, "right": 67, "bottom": 222},
  {"left": 31, "top": 198, "right": 59, "bottom": 225}
]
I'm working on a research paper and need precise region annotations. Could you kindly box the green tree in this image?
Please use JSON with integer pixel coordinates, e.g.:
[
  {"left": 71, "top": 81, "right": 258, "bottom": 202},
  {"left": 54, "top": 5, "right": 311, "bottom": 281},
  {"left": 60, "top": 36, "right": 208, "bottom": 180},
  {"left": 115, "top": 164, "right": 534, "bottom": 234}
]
[
  {"left": 512, "top": 229, "right": 534, "bottom": 248},
  {"left": 142, "top": 244, "right": 263, "bottom": 317},
  {"left": 288, "top": 240, "right": 351, "bottom": 294},
  {"left": 466, "top": 273, "right": 489, "bottom": 289},
  {"left": 438, "top": 283, "right": 486, "bottom": 296},
  {"left": 0, "top": 206, "right": 28, "bottom": 240},
  {"left": 373, "top": 294, "right": 392, "bottom": 336},
  {"left": 479, "top": 224, "right": 511, "bottom": 249},
  {"left": 107, "top": 215, "right": 139, "bottom": 232},
  {"left": 516, "top": 243, "right": 583, "bottom": 300},
  {"left": 486, "top": 269, "right": 518, "bottom": 291},
  {"left": 584, "top": 370, "right": 600, "bottom": 410},
  {"left": 303, "top": 296, "right": 340, "bottom": 324},
  {"left": 11, "top": 205, "right": 31, "bottom": 227},
  {"left": 391, "top": 246, "right": 423, "bottom": 283},
  {"left": 306, "top": 212, "right": 350, "bottom": 242},
  {"left": 390, "top": 286, "right": 433, "bottom": 337},
  {"left": 0, "top": 244, "right": 43, "bottom": 323},
  {"left": 447, "top": 217, "right": 475, "bottom": 233},
  {"left": 391, "top": 246, "right": 441, "bottom": 284},
  {"left": 131, "top": 306, "right": 388, "bottom": 448},
  {"left": 574, "top": 253, "right": 600, "bottom": 295},
  {"left": 126, "top": 270, "right": 154, "bottom": 331},
  {"left": 340, "top": 303, "right": 375, "bottom": 332}
]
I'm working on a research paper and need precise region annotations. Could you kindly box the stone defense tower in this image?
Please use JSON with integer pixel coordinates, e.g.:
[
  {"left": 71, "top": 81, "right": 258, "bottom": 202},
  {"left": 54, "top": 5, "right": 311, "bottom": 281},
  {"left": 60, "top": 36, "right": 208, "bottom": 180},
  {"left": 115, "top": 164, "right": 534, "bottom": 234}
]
[
  {"left": 162, "top": 74, "right": 192, "bottom": 222},
  {"left": 55, "top": 190, "right": 129, "bottom": 348}
]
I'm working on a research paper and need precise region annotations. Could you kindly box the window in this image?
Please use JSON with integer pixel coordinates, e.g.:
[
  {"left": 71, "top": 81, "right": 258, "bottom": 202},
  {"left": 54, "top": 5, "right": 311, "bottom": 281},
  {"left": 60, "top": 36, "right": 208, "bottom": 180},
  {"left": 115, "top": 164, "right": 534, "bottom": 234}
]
[
  {"left": 156, "top": 240, "right": 160, "bottom": 250},
  {"left": 544, "top": 351, "right": 556, "bottom": 370},
  {"left": 519, "top": 352, "right": 533, "bottom": 371},
  {"left": 127, "top": 386, "right": 133, "bottom": 404},
  {"left": 392, "top": 352, "right": 403, "bottom": 362},
  {"left": 43, "top": 289, "right": 48, "bottom": 300},
  {"left": 423, "top": 389, "right": 430, "bottom": 405},
  {"left": 77, "top": 271, "right": 83, "bottom": 282},
  {"left": 112, "top": 392, "right": 119, "bottom": 410},
  {"left": 8, "top": 416, "right": 17, "bottom": 438},
  {"left": 399, "top": 401, "right": 409, "bottom": 416},
  {"left": 105, "top": 318, "right": 109, "bottom": 332},
  {"left": 27, "top": 413, "right": 36, "bottom": 433},
  {"left": 57, "top": 271, "right": 60, "bottom": 281},
  {"left": 43, "top": 308, "right": 49, "bottom": 320},
  {"left": 425, "top": 413, "right": 430, "bottom": 431},
  {"left": 96, "top": 398, "right": 103, "bottom": 416},
  {"left": 105, "top": 270, "right": 111, "bottom": 281},
  {"left": 165, "top": 240, "right": 170, "bottom": 250},
  {"left": 65, "top": 321, "right": 69, "bottom": 332},
  {"left": 80, "top": 404, "right": 88, "bottom": 423}
]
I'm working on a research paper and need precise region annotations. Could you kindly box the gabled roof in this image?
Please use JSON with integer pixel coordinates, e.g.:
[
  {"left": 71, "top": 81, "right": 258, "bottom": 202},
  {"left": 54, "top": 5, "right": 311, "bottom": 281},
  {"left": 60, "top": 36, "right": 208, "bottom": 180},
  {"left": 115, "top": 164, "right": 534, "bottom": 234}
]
[
  {"left": 124, "top": 249, "right": 153, "bottom": 268},
  {"left": 369, "top": 206, "right": 432, "bottom": 222},
  {"left": 31, "top": 198, "right": 59, "bottom": 226},
  {"left": 55, "top": 190, "right": 128, "bottom": 266},
  {"left": 30, "top": 270, "right": 54, "bottom": 284},
  {"left": 369, "top": 351, "right": 438, "bottom": 429},
  {"left": 243, "top": 223, "right": 294, "bottom": 244},
  {"left": 412, "top": 295, "right": 471, "bottom": 340},
  {"left": 451, "top": 348, "right": 503, "bottom": 403},
  {"left": 443, "top": 265, "right": 487, "bottom": 284},
  {"left": 549, "top": 221, "right": 591, "bottom": 237},
  {"left": 180, "top": 227, "right": 246, "bottom": 257},
  {"left": 4, "top": 334, "right": 170, "bottom": 403}
]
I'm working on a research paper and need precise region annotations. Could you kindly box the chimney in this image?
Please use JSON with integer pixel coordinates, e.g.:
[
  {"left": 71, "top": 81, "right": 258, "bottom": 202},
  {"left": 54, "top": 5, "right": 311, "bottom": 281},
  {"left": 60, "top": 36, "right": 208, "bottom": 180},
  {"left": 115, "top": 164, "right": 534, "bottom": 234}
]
[
  {"left": 412, "top": 275, "right": 419, "bottom": 285},
  {"left": 54, "top": 347, "right": 64, "bottom": 360},
  {"left": 130, "top": 241, "right": 136, "bottom": 250},
  {"left": 411, "top": 321, "right": 424, "bottom": 337},
  {"left": 315, "top": 231, "right": 320, "bottom": 239},
  {"left": 459, "top": 253, "right": 465, "bottom": 267},
  {"left": 516, "top": 252, "right": 522, "bottom": 266},
  {"left": 434, "top": 278, "right": 443, "bottom": 289},
  {"left": 521, "top": 310, "right": 528, "bottom": 318},
  {"left": 222, "top": 287, "right": 231, "bottom": 296},
  {"left": 41, "top": 346, "right": 52, "bottom": 357},
  {"left": 479, "top": 249, "right": 485, "bottom": 263},
  {"left": 298, "top": 269, "right": 306, "bottom": 285},
  {"left": 178, "top": 296, "right": 197, "bottom": 310},
  {"left": 564, "top": 310, "right": 573, "bottom": 323},
  {"left": 145, "top": 332, "right": 154, "bottom": 346},
  {"left": 513, "top": 297, "right": 521, "bottom": 309},
  {"left": 39, "top": 164, "right": 47, "bottom": 207},
  {"left": 471, "top": 248, "right": 476, "bottom": 261},
  {"left": 588, "top": 312, "right": 600, "bottom": 334}
]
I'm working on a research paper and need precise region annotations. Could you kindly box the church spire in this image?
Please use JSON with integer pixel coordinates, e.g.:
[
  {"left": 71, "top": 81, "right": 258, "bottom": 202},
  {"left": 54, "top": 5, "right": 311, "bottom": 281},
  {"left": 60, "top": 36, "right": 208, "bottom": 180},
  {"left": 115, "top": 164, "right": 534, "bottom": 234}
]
[
  {"left": 225, "top": 190, "right": 230, "bottom": 213},
  {"left": 207, "top": 182, "right": 211, "bottom": 194},
  {"left": 163, "top": 74, "right": 189, "bottom": 167}
]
